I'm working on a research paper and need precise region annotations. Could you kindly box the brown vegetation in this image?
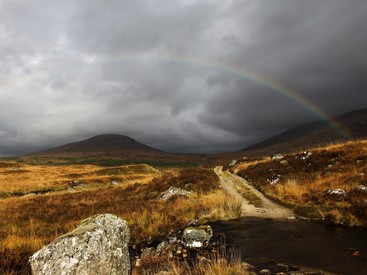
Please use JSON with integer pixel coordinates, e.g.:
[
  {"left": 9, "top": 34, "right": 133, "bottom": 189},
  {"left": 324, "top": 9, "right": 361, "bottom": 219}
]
[
  {"left": 0, "top": 165, "right": 241, "bottom": 274},
  {"left": 0, "top": 163, "right": 158, "bottom": 198},
  {"left": 236, "top": 139, "right": 367, "bottom": 226}
]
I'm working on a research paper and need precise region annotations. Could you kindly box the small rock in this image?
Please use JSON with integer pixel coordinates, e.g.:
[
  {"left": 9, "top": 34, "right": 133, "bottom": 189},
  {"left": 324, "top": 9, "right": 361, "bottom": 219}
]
[
  {"left": 160, "top": 187, "right": 191, "bottom": 201},
  {"left": 287, "top": 216, "right": 297, "bottom": 220},
  {"left": 182, "top": 225, "right": 213, "bottom": 249},
  {"left": 259, "top": 269, "right": 271, "bottom": 275},
  {"left": 356, "top": 185, "right": 367, "bottom": 193},
  {"left": 267, "top": 174, "right": 281, "bottom": 185},
  {"left": 111, "top": 180, "right": 119, "bottom": 185},
  {"left": 300, "top": 151, "right": 312, "bottom": 160},
  {"left": 271, "top": 154, "right": 284, "bottom": 160},
  {"left": 229, "top": 160, "right": 237, "bottom": 167},
  {"left": 280, "top": 160, "right": 289, "bottom": 166},
  {"left": 327, "top": 188, "right": 346, "bottom": 197}
]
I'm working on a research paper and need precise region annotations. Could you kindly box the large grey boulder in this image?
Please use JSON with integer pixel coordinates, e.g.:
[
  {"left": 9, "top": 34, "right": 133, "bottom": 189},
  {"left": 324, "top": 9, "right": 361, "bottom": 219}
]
[{"left": 29, "top": 214, "right": 130, "bottom": 275}]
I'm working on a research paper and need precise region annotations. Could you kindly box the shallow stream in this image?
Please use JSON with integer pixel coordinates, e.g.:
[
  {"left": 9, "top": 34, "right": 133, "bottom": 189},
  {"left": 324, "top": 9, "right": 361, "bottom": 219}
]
[{"left": 212, "top": 218, "right": 367, "bottom": 274}]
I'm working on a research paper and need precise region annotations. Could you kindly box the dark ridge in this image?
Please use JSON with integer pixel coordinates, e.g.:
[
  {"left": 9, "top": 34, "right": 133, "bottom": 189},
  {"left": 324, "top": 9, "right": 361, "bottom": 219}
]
[{"left": 241, "top": 108, "right": 367, "bottom": 155}]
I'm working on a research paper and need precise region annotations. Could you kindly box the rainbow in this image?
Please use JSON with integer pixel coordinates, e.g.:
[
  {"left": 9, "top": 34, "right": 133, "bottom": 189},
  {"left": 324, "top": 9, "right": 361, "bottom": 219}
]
[{"left": 94, "top": 52, "right": 350, "bottom": 138}]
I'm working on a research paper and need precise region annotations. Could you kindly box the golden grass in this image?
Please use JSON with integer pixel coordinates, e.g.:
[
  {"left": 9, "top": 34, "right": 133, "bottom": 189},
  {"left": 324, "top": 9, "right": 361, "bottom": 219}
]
[
  {"left": 166, "top": 257, "right": 248, "bottom": 275},
  {"left": 0, "top": 163, "right": 159, "bottom": 196},
  {"left": 237, "top": 139, "right": 367, "bottom": 225},
  {"left": 0, "top": 167, "right": 241, "bottom": 274}
]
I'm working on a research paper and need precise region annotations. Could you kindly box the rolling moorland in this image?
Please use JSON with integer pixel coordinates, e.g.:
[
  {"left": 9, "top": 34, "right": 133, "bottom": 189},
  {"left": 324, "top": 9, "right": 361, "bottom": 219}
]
[{"left": 1, "top": 109, "right": 367, "bottom": 274}]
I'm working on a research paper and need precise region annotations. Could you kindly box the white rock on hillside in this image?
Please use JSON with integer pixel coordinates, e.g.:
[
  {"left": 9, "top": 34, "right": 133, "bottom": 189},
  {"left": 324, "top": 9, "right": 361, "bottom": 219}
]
[{"left": 29, "top": 214, "right": 130, "bottom": 275}]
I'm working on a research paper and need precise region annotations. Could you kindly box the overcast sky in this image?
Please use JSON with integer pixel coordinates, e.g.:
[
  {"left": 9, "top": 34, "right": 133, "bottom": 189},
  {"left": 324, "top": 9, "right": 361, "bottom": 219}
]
[{"left": 1, "top": 0, "right": 367, "bottom": 155}]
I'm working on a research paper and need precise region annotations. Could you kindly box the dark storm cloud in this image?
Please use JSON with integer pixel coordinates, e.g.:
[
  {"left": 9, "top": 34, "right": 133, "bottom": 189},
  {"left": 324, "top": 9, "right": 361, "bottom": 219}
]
[{"left": 1, "top": 0, "right": 367, "bottom": 155}]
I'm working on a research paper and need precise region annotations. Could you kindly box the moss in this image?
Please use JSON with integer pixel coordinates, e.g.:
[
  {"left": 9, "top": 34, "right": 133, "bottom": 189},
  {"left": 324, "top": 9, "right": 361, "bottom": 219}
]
[{"left": 56, "top": 224, "right": 100, "bottom": 240}]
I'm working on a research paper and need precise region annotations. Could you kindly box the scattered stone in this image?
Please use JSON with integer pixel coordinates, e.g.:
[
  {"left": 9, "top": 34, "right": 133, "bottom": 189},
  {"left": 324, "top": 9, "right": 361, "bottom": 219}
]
[
  {"left": 280, "top": 160, "right": 289, "bottom": 166},
  {"left": 29, "top": 214, "right": 130, "bottom": 275},
  {"left": 267, "top": 174, "right": 281, "bottom": 185},
  {"left": 300, "top": 151, "right": 312, "bottom": 160},
  {"left": 356, "top": 185, "right": 367, "bottom": 193},
  {"left": 271, "top": 154, "right": 284, "bottom": 160},
  {"left": 160, "top": 186, "right": 191, "bottom": 201},
  {"left": 229, "top": 160, "right": 237, "bottom": 167},
  {"left": 327, "top": 188, "right": 346, "bottom": 197},
  {"left": 287, "top": 216, "right": 297, "bottom": 220},
  {"left": 259, "top": 269, "right": 271, "bottom": 275},
  {"left": 182, "top": 225, "right": 213, "bottom": 249},
  {"left": 327, "top": 164, "right": 333, "bottom": 168},
  {"left": 243, "top": 156, "right": 248, "bottom": 160},
  {"left": 111, "top": 180, "right": 119, "bottom": 185}
]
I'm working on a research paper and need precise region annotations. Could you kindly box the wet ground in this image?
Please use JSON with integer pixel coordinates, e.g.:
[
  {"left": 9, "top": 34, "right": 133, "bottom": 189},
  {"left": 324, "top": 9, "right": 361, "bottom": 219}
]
[{"left": 212, "top": 217, "right": 367, "bottom": 275}]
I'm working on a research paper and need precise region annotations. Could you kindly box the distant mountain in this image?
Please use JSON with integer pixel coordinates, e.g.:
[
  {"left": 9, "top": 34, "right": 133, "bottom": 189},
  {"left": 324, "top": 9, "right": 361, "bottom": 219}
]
[
  {"left": 241, "top": 108, "right": 367, "bottom": 155},
  {"left": 31, "top": 134, "right": 167, "bottom": 157}
]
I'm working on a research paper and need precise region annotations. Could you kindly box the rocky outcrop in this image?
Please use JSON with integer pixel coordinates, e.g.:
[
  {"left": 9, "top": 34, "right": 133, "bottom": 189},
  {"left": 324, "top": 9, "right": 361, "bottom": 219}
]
[
  {"left": 29, "top": 214, "right": 130, "bottom": 275},
  {"left": 160, "top": 187, "right": 191, "bottom": 201}
]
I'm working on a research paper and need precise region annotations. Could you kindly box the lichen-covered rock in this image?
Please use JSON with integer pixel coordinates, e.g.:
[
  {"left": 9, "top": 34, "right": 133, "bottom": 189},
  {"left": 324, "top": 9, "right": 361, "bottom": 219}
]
[
  {"left": 29, "top": 214, "right": 130, "bottom": 275},
  {"left": 327, "top": 188, "right": 346, "bottom": 197},
  {"left": 160, "top": 186, "right": 191, "bottom": 201},
  {"left": 182, "top": 225, "right": 213, "bottom": 249}
]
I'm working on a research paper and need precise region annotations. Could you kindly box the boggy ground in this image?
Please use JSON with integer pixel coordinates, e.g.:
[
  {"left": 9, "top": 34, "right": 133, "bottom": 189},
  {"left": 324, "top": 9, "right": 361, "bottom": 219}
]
[
  {"left": 234, "top": 139, "right": 367, "bottom": 227},
  {"left": 0, "top": 163, "right": 242, "bottom": 274}
]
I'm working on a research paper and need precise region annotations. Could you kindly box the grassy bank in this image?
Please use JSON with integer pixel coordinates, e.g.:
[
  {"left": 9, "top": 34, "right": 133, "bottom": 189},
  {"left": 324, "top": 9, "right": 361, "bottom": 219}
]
[{"left": 236, "top": 140, "right": 367, "bottom": 226}]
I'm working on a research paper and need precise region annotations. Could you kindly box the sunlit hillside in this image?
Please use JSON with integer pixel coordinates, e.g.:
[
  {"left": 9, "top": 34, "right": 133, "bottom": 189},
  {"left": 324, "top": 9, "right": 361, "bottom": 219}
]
[{"left": 235, "top": 139, "right": 367, "bottom": 226}]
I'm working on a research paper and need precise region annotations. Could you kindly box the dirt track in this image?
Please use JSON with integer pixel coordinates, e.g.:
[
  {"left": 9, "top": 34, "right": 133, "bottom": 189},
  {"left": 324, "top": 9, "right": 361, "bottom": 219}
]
[{"left": 215, "top": 166, "right": 294, "bottom": 219}]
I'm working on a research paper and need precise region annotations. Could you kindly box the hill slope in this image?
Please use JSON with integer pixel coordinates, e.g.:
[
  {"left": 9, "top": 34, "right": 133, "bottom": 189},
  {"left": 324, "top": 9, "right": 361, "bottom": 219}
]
[
  {"left": 31, "top": 134, "right": 167, "bottom": 157},
  {"left": 241, "top": 108, "right": 367, "bottom": 155}
]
